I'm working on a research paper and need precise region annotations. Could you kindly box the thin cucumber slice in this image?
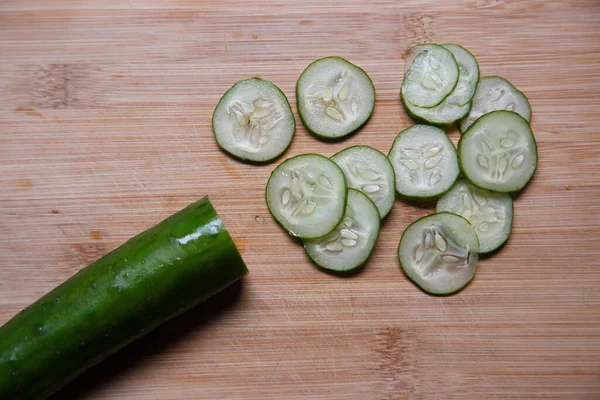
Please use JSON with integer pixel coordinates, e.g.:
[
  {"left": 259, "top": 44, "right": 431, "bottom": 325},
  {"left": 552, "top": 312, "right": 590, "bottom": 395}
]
[
  {"left": 303, "top": 189, "right": 380, "bottom": 272},
  {"left": 403, "top": 44, "right": 479, "bottom": 125},
  {"left": 460, "top": 76, "right": 532, "bottom": 133},
  {"left": 213, "top": 78, "right": 295, "bottom": 162},
  {"left": 296, "top": 57, "right": 375, "bottom": 139},
  {"left": 388, "top": 125, "right": 460, "bottom": 199},
  {"left": 399, "top": 212, "right": 479, "bottom": 295},
  {"left": 331, "top": 145, "right": 396, "bottom": 218},
  {"left": 437, "top": 179, "right": 513, "bottom": 253},
  {"left": 401, "top": 44, "right": 459, "bottom": 108},
  {"left": 458, "top": 110, "right": 537, "bottom": 192},
  {"left": 266, "top": 154, "right": 347, "bottom": 239}
]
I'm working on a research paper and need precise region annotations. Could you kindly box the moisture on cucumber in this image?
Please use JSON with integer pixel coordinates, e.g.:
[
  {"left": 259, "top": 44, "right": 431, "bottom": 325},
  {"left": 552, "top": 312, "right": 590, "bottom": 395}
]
[
  {"left": 303, "top": 189, "right": 380, "bottom": 272},
  {"left": 398, "top": 212, "right": 479, "bottom": 295},
  {"left": 266, "top": 153, "right": 347, "bottom": 239},
  {"left": 458, "top": 110, "right": 537, "bottom": 192},
  {"left": 213, "top": 77, "right": 295, "bottom": 162},
  {"left": 437, "top": 179, "right": 513, "bottom": 253},
  {"left": 401, "top": 44, "right": 459, "bottom": 108},
  {"left": 403, "top": 44, "right": 479, "bottom": 125},
  {"left": 296, "top": 57, "right": 375, "bottom": 140},
  {"left": 388, "top": 125, "right": 460, "bottom": 199},
  {"left": 0, "top": 197, "right": 248, "bottom": 400},
  {"left": 331, "top": 145, "right": 396, "bottom": 218},
  {"left": 460, "top": 76, "right": 531, "bottom": 133}
]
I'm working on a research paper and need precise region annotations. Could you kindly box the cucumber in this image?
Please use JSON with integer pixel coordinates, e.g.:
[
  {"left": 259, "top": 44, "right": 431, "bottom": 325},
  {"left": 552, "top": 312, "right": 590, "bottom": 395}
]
[
  {"left": 266, "top": 153, "right": 347, "bottom": 239},
  {"left": 437, "top": 179, "right": 513, "bottom": 253},
  {"left": 398, "top": 212, "right": 479, "bottom": 295},
  {"left": 330, "top": 145, "right": 396, "bottom": 218},
  {"left": 296, "top": 57, "right": 375, "bottom": 140},
  {"left": 0, "top": 197, "right": 248, "bottom": 400},
  {"left": 458, "top": 110, "right": 537, "bottom": 192},
  {"left": 402, "top": 44, "right": 479, "bottom": 125},
  {"left": 303, "top": 189, "right": 380, "bottom": 272},
  {"left": 213, "top": 77, "right": 295, "bottom": 162},
  {"left": 388, "top": 125, "right": 460, "bottom": 199},
  {"left": 460, "top": 76, "right": 531, "bottom": 133},
  {"left": 401, "top": 44, "right": 459, "bottom": 108}
]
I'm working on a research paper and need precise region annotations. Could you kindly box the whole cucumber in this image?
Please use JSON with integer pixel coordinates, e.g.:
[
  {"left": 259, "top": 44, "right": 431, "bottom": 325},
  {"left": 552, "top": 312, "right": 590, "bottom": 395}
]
[{"left": 0, "top": 197, "right": 248, "bottom": 399}]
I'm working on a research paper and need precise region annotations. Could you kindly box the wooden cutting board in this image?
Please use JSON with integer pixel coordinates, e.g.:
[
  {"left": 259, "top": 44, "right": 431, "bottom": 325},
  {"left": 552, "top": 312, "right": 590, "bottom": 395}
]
[{"left": 1, "top": 1, "right": 599, "bottom": 399}]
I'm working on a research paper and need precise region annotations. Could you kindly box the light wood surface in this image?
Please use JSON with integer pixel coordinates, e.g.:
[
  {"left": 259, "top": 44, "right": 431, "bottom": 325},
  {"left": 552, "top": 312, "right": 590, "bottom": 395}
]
[{"left": 1, "top": 1, "right": 599, "bottom": 399}]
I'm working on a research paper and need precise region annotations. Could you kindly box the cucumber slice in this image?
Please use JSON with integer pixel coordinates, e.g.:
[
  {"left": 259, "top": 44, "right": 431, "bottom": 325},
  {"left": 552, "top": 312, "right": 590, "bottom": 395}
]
[
  {"left": 398, "top": 212, "right": 479, "bottom": 295},
  {"left": 296, "top": 57, "right": 375, "bottom": 140},
  {"left": 403, "top": 44, "right": 479, "bottom": 125},
  {"left": 458, "top": 110, "right": 537, "bottom": 192},
  {"left": 266, "top": 154, "right": 347, "bottom": 239},
  {"left": 213, "top": 77, "right": 295, "bottom": 162},
  {"left": 460, "top": 76, "right": 531, "bottom": 133},
  {"left": 331, "top": 145, "right": 396, "bottom": 218},
  {"left": 303, "top": 189, "right": 380, "bottom": 272},
  {"left": 388, "top": 125, "right": 460, "bottom": 199},
  {"left": 437, "top": 179, "right": 513, "bottom": 253},
  {"left": 401, "top": 44, "right": 459, "bottom": 108}
]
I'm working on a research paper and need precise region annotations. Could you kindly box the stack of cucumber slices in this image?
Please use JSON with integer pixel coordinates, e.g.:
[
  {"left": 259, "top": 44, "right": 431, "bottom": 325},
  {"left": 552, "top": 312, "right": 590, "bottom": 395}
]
[{"left": 213, "top": 44, "right": 537, "bottom": 295}]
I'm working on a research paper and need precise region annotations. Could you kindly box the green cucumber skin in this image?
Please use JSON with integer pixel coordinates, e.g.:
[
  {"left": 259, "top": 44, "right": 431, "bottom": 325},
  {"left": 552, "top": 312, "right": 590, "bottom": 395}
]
[
  {"left": 296, "top": 56, "right": 375, "bottom": 141},
  {"left": 0, "top": 197, "right": 248, "bottom": 400},
  {"left": 401, "top": 95, "right": 473, "bottom": 129}
]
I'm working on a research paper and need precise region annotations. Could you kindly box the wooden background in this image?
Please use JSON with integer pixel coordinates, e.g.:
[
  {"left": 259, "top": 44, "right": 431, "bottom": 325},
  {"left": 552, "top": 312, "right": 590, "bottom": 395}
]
[{"left": 1, "top": 1, "right": 599, "bottom": 399}]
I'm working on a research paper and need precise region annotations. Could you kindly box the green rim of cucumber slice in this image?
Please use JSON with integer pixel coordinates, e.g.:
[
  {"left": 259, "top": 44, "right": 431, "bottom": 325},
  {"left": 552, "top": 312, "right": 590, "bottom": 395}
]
[{"left": 296, "top": 56, "right": 375, "bottom": 140}]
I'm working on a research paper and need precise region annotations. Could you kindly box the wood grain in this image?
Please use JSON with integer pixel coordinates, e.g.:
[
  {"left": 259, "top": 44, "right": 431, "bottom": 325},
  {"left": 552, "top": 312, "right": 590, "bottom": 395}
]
[{"left": 1, "top": 1, "right": 599, "bottom": 399}]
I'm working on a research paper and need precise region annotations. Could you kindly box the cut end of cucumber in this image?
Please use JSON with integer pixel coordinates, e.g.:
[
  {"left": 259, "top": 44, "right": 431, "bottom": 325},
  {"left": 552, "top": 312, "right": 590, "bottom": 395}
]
[
  {"left": 388, "top": 125, "right": 460, "bottom": 199},
  {"left": 460, "top": 76, "right": 531, "bottom": 133},
  {"left": 459, "top": 110, "right": 537, "bottom": 192},
  {"left": 399, "top": 212, "right": 479, "bottom": 295},
  {"left": 213, "top": 78, "right": 295, "bottom": 162},
  {"left": 303, "top": 189, "right": 380, "bottom": 272},
  {"left": 437, "top": 179, "right": 513, "bottom": 253},
  {"left": 296, "top": 57, "right": 375, "bottom": 139},
  {"left": 401, "top": 44, "right": 459, "bottom": 108},
  {"left": 266, "top": 153, "right": 347, "bottom": 239},
  {"left": 331, "top": 145, "right": 396, "bottom": 218}
]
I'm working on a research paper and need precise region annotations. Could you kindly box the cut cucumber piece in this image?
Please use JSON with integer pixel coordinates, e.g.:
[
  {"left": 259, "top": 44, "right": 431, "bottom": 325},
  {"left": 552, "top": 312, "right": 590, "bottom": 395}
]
[
  {"left": 437, "top": 179, "right": 513, "bottom": 253},
  {"left": 401, "top": 44, "right": 459, "bottom": 108},
  {"left": 296, "top": 57, "right": 375, "bottom": 139},
  {"left": 403, "top": 44, "right": 479, "bottom": 125},
  {"left": 213, "top": 77, "right": 295, "bottom": 162},
  {"left": 0, "top": 197, "right": 248, "bottom": 399},
  {"left": 458, "top": 110, "right": 537, "bottom": 192},
  {"left": 399, "top": 212, "right": 479, "bottom": 295},
  {"left": 388, "top": 125, "right": 460, "bottom": 199},
  {"left": 266, "top": 154, "right": 347, "bottom": 239},
  {"left": 331, "top": 145, "right": 396, "bottom": 218},
  {"left": 303, "top": 189, "right": 380, "bottom": 272},
  {"left": 460, "top": 76, "right": 531, "bottom": 133}
]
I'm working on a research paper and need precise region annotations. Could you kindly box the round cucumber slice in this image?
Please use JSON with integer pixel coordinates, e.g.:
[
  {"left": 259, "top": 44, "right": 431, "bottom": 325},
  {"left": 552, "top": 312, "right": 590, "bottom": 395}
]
[
  {"left": 213, "top": 78, "right": 295, "bottom": 162},
  {"left": 398, "top": 212, "right": 479, "bottom": 295},
  {"left": 437, "top": 179, "right": 513, "bottom": 253},
  {"left": 460, "top": 76, "right": 531, "bottom": 133},
  {"left": 331, "top": 145, "right": 396, "bottom": 218},
  {"left": 266, "top": 154, "right": 347, "bottom": 239},
  {"left": 458, "top": 110, "right": 537, "bottom": 192},
  {"left": 303, "top": 189, "right": 380, "bottom": 272},
  {"left": 401, "top": 44, "right": 459, "bottom": 108},
  {"left": 403, "top": 44, "right": 479, "bottom": 125},
  {"left": 388, "top": 125, "right": 460, "bottom": 199},
  {"left": 296, "top": 57, "right": 375, "bottom": 140}
]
